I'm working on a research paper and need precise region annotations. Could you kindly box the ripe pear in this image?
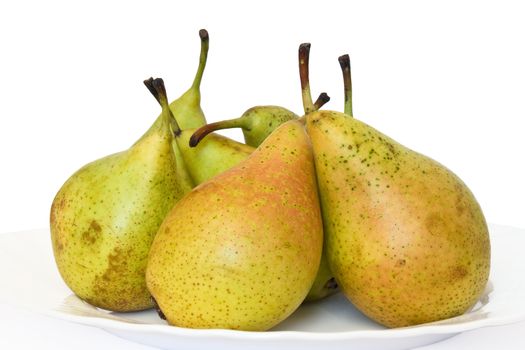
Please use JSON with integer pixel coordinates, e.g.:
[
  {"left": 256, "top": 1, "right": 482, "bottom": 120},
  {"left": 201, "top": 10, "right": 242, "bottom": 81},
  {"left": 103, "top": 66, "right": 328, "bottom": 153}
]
[
  {"left": 305, "top": 57, "right": 490, "bottom": 327},
  {"left": 146, "top": 81, "right": 323, "bottom": 330},
  {"left": 188, "top": 44, "right": 338, "bottom": 303},
  {"left": 50, "top": 93, "right": 191, "bottom": 312}
]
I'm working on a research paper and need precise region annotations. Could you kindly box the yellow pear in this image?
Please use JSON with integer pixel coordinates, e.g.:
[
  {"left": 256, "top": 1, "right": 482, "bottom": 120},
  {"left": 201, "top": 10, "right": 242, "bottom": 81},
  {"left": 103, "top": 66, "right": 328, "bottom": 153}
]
[
  {"left": 50, "top": 96, "right": 190, "bottom": 312},
  {"left": 306, "top": 84, "right": 490, "bottom": 327},
  {"left": 146, "top": 79, "right": 323, "bottom": 330}
]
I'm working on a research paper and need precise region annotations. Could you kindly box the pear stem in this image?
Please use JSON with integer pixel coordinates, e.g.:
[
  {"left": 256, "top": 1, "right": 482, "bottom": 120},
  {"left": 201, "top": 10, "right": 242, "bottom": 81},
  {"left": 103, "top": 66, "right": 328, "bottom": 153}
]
[
  {"left": 313, "top": 92, "right": 330, "bottom": 111},
  {"left": 190, "top": 29, "right": 209, "bottom": 92},
  {"left": 144, "top": 78, "right": 182, "bottom": 136},
  {"left": 338, "top": 54, "right": 353, "bottom": 117},
  {"left": 299, "top": 43, "right": 315, "bottom": 114},
  {"left": 189, "top": 118, "right": 243, "bottom": 147}
]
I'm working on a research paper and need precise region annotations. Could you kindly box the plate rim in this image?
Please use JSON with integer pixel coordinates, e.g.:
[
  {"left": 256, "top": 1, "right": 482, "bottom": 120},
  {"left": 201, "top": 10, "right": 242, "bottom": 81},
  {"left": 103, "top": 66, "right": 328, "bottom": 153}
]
[
  {"left": 42, "top": 299, "right": 525, "bottom": 341},
  {"left": 5, "top": 224, "right": 525, "bottom": 342}
]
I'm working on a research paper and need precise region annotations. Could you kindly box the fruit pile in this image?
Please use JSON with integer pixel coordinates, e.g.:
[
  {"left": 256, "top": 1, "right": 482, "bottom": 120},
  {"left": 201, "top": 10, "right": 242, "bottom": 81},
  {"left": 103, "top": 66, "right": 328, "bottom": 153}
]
[{"left": 50, "top": 30, "right": 491, "bottom": 331}]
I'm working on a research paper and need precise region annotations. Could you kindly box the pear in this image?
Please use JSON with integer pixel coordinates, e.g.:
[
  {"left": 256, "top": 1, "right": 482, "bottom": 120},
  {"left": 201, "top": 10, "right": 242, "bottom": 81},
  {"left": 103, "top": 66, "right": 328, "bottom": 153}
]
[
  {"left": 191, "top": 105, "right": 298, "bottom": 147},
  {"left": 50, "top": 87, "right": 191, "bottom": 312},
  {"left": 189, "top": 44, "right": 338, "bottom": 303},
  {"left": 189, "top": 93, "right": 329, "bottom": 149},
  {"left": 190, "top": 93, "right": 329, "bottom": 148},
  {"left": 305, "top": 56, "right": 491, "bottom": 327},
  {"left": 146, "top": 79, "right": 323, "bottom": 331}
]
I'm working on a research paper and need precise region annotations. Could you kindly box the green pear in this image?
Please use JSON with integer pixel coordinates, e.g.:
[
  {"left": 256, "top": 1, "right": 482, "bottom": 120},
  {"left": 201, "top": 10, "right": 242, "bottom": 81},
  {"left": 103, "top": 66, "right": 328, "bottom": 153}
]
[
  {"left": 188, "top": 92, "right": 329, "bottom": 151},
  {"left": 50, "top": 93, "right": 191, "bottom": 312},
  {"left": 190, "top": 96, "right": 327, "bottom": 148},
  {"left": 146, "top": 81, "right": 323, "bottom": 331},
  {"left": 191, "top": 105, "right": 298, "bottom": 147},
  {"left": 305, "top": 58, "right": 490, "bottom": 327}
]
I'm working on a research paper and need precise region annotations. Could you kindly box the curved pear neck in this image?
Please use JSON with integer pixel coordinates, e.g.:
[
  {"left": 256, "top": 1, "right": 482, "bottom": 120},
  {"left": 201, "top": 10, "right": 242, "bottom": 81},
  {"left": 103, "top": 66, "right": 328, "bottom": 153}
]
[
  {"left": 169, "top": 88, "right": 206, "bottom": 130},
  {"left": 135, "top": 109, "right": 173, "bottom": 146},
  {"left": 171, "top": 30, "right": 209, "bottom": 130}
]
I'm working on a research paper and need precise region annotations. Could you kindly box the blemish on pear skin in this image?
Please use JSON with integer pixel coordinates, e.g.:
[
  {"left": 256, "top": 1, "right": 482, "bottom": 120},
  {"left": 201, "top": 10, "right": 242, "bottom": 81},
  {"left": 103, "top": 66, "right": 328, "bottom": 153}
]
[
  {"left": 81, "top": 220, "right": 102, "bottom": 245},
  {"left": 451, "top": 265, "right": 468, "bottom": 280},
  {"left": 455, "top": 186, "right": 467, "bottom": 215},
  {"left": 395, "top": 259, "right": 406, "bottom": 267},
  {"left": 102, "top": 247, "right": 128, "bottom": 280},
  {"left": 425, "top": 213, "right": 446, "bottom": 234},
  {"left": 50, "top": 197, "right": 66, "bottom": 226},
  {"left": 91, "top": 247, "right": 139, "bottom": 311}
]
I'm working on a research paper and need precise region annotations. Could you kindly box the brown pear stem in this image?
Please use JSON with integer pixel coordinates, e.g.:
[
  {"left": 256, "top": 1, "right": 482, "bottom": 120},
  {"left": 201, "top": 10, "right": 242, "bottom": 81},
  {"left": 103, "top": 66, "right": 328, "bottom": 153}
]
[
  {"left": 144, "top": 78, "right": 182, "bottom": 135},
  {"left": 144, "top": 77, "right": 160, "bottom": 103},
  {"left": 299, "top": 43, "right": 315, "bottom": 114},
  {"left": 188, "top": 117, "right": 245, "bottom": 147},
  {"left": 189, "top": 124, "right": 214, "bottom": 147},
  {"left": 313, "top": 92, "right": 330, "bottom": 110},
  {"left": 338, "top": 54, "right": 353, "bottom": 117}
]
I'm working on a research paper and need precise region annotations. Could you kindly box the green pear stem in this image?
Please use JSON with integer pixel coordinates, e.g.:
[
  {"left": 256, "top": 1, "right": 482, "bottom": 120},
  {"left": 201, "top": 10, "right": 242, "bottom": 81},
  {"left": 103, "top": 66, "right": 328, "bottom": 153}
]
[
  {"left": 313, "top": 92, "right": 330, "bottom": 111},
  {"left": 144, "top": 78, "right": 182, "bottom": 136},
  {"left": 190, "top": 29, "right": 209, "bottom": 92},
  {"left": 338, "top": 54, "right": 353, "bottom": 117},
  {"left": 299, "top": 43, "right": 315, "bottom": 114}
]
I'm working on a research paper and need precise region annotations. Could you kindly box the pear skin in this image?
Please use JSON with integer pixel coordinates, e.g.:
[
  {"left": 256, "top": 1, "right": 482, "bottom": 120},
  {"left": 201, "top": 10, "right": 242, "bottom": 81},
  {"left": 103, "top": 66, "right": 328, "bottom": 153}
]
[
  {"left": 304, "top": 252, "right": 339, "bottom": 302},
  {"left": 239, "top": 106, "right": 298, "bottom": 146},
  {"left": 50, "top": 112, "right": 189, "bottom": 312},
  {"left": 177, "top": 130, "right": 254, "bottom": 184},
  {"left": 306, "top": 110, "right": 490, "bottom": 327},
  {"left": 146, "top": 119, "right": 323, "bottom": 331}
]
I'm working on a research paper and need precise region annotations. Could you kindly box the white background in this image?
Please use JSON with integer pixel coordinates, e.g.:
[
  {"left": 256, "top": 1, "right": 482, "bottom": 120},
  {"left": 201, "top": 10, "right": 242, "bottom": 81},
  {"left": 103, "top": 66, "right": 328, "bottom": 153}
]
[{"left": 0, "top": 0, "right": 524, "bottom": 349}]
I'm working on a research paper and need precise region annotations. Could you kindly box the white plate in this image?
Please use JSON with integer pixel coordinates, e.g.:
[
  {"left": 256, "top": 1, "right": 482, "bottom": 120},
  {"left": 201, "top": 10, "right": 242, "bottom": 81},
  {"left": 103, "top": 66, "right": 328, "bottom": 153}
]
[{"left": 1, "top": 224, "right": 525, "bottom": 350}]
